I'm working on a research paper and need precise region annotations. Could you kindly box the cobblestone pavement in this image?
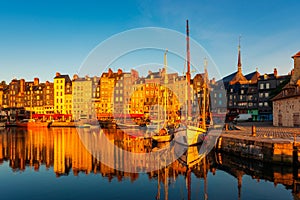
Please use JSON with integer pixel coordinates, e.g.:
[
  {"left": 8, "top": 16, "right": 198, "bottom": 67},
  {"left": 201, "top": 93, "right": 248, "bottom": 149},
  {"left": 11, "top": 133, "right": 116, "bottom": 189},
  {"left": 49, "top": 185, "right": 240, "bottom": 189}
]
[
  {"left": 236, "top": 125, "right": 300, "bottom": 138},
  {"left": 256, "top": 127, "right": 300, "bottom": 138}
]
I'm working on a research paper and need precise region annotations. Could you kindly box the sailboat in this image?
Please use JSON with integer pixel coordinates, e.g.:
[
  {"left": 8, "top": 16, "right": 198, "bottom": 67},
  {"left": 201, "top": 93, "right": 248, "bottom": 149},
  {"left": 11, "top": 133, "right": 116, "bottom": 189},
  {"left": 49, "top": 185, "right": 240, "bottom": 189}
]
[
  {"left": 174, "top": 20, "right": 207, "bottom": 146},
  {"left": 152, "top": 49, "right": 173, "bottom": 143}
]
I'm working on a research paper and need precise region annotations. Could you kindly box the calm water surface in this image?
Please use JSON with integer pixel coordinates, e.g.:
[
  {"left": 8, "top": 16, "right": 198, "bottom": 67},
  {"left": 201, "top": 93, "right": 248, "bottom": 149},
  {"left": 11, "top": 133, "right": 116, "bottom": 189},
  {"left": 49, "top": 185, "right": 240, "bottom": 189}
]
[{"left": 0, "top": 127, "right": 297, "bottom": 200}]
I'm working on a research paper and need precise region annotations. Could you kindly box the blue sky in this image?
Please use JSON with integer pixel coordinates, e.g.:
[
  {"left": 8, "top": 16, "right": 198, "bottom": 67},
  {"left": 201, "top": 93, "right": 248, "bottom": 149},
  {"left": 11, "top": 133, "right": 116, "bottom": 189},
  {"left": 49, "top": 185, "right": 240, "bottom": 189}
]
[{"left": 0, "top": 0, "right": 299, "bottom": 82}]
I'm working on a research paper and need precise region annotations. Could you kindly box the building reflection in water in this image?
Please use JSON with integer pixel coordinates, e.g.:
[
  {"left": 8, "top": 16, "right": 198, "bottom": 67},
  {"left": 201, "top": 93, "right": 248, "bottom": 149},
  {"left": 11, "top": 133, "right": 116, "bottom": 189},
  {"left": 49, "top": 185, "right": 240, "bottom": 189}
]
[{"left": 1, "top": 127, "right": 300, "bottom": 199}]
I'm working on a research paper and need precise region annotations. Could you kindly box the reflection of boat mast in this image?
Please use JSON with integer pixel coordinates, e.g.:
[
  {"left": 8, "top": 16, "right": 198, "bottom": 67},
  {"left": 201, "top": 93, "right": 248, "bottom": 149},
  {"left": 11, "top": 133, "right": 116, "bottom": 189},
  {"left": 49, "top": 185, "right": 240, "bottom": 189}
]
[
  {"left": 156, "top": 169, "right": 161, "bottom": 200},
  {"left": 203, "top": 155, "right": 208, "bottom": 200},
  {"left": 186, "top": 168, "right": 192, "bottom": 200},
  {"left": 237, "top": 173, "right": 242, "bottom": 200},
  {"left": 164, "top": 161, "right": 168, "bottom": 200}
]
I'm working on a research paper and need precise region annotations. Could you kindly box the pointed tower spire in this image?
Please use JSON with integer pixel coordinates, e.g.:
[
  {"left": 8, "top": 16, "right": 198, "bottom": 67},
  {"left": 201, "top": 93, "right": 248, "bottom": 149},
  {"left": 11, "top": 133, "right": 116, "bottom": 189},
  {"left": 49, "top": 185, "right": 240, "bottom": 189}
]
[{"left": 237, "top": 35, "right": 242, "bottom": 73}]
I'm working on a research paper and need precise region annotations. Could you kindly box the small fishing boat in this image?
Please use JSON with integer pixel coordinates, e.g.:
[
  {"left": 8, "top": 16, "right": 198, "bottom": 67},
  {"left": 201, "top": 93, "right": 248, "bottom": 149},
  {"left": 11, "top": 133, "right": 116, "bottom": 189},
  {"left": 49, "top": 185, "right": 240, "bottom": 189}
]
[{"left": 152, "top": 128, "right": 174, "bottom": 143}]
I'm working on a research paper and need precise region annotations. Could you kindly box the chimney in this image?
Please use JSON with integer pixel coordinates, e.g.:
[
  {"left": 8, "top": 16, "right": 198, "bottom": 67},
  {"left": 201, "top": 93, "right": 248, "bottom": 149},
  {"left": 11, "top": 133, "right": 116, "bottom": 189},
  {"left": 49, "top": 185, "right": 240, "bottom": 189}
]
[
  {"left": 117, "top": 69, "right": 123, "bottom": 75},
  {"left": 274, "top": 68, "right": 278, "bottom": 77},
  {"left": 55, "top": 72, "right": 61, "bottom": 77},
  {"left": 291, "top": 51, "right": 300, "bottom": 84},
  {"left": 73, "top": 74, "right": 78, "bottom": 80},
  {"left": 34, "top": 78, "right": 39, "bottom": 86}
]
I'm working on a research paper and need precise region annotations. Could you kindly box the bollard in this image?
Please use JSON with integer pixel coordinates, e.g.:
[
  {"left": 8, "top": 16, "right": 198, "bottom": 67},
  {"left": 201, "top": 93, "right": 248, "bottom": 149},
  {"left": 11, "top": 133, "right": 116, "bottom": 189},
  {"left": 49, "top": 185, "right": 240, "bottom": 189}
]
[
  {"left": 252, "top": 125, "right": 256, "bottom": 137},
  {"left": 225, "top": 123, "right": 229, "bottom": 131}
]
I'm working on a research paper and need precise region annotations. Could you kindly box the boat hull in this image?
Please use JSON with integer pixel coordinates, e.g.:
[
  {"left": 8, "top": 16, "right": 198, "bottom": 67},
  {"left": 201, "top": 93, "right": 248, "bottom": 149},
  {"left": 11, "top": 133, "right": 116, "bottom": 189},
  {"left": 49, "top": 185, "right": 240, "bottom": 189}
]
[
  {"left": 174, "top": 128, "right": 205, "bottom": 146},
  {"left": 117, "top": 123, "right": 141, "bottom": 129},
  {"left": 152, "top": 134, "right": 173, "bottom": 143},
  {"left": 28, "top": 122, "right": 50, "bottom": 127}
]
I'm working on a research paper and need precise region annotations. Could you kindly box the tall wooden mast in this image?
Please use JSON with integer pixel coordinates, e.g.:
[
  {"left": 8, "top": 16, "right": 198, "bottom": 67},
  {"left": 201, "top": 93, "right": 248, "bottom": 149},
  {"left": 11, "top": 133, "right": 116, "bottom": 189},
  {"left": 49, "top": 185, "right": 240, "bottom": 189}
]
[{"left": 186, "top": 20, "right": 192, "bottom": 118}]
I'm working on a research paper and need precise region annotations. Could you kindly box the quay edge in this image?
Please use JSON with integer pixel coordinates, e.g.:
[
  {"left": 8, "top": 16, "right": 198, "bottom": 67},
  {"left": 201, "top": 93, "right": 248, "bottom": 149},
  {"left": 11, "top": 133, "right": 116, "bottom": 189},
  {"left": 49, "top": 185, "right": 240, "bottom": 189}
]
[{"left": 215, "top": 132, "right": 300, "bottom": 165}]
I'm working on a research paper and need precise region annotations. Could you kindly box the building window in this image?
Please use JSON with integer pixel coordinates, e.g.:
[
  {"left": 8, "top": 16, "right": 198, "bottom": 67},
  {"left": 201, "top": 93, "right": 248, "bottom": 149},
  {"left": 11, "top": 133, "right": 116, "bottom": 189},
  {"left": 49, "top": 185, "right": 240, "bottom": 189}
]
[
  {"left": 241, "top": 90, "right": 244, "bottom": 94},
  {"left": 265, "top": 93, "right": 269, "bottom": 98},
  {"left": 260, "top": 84, "right": 264, "bottom": 90},
  {"left": 266, "top": 83, "right": 270, "bottom": 89},
  {"left": 259, "top": 102, "right": 263, "bottom": 107},
  {"left": 293, "top": 113, "right": 300, "bottom": 127},
  {"left": 264, "top": 102, "right": 268, "bottom": 106},
  {"left": 259, "top": 93, "right": 263, "bottom": 98},
  {"left": 278, "top": 114, "right": 282, "bottom": 126}
]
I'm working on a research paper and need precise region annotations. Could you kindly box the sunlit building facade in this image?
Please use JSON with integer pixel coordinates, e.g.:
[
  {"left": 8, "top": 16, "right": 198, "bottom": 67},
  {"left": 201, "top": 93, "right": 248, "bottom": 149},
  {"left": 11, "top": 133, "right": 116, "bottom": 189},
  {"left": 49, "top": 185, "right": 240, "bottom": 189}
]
[
  {"left": 72, "top": 75, "right": 99, "bottom": 120},
  {"left": 53, "top": 72, "right": 72, "bottom": 115}
]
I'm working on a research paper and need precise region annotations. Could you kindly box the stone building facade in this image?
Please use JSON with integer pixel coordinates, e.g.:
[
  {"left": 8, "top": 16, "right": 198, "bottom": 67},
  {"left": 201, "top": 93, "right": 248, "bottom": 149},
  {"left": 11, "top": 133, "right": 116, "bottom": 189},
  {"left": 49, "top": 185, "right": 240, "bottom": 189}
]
[{"left": 272, "top": 51, "right": 300, "bottom": 127}]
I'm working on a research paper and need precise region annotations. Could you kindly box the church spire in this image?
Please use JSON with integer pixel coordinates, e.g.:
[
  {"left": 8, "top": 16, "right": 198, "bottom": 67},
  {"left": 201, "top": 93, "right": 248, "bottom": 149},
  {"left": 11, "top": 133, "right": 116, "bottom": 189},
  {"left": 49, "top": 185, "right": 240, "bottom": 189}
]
[{"left": 237, "top": 35, "right": 242, "bottom": 73}]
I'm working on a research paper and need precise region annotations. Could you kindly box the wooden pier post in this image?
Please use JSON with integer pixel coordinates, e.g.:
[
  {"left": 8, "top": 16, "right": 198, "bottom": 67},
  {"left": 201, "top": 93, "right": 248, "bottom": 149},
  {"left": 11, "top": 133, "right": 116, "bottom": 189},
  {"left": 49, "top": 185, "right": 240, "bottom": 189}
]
[{"left": 251, "top": 125, "right": 256, "bottom": 137}]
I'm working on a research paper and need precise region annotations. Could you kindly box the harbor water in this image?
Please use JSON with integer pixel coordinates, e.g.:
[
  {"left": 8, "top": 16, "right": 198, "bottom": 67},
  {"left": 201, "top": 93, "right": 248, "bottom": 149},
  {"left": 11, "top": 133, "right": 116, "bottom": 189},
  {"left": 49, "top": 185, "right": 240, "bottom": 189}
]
[{"left": 0, "top": 127, "right": 298, "bottom": 200}]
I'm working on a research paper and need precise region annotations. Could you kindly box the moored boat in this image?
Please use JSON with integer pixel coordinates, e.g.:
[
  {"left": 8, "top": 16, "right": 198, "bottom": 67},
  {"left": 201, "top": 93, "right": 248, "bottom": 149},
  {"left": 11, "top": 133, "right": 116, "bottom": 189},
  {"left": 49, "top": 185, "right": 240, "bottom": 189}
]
[
  {"left": 174, "top": 126, "right": 205, "bottom": 146},
  {"left": 152, "top": 127, "right": 174, "bottom": 143},
  {"left": 28, "top": 121, "right": 50, "bottom": 127},
  {"left": 174, "top": 20, "right": 208, "bottom": 147},
  {"left": 16, "top": 119, "right": 29, "bottom": 127},
  {"left": 117, "top": 123, "right": 141, "bottom": 129}
]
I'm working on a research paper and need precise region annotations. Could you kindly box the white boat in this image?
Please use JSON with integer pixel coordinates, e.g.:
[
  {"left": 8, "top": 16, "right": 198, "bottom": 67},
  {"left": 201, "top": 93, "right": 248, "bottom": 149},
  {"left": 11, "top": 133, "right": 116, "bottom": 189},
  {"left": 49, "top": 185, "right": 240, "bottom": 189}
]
[
  {"left": 77, "top": 123, "right": 91, "bottom": 128},
  {"left": 117, "top": 123, "right": 140, "bottom": 129}
]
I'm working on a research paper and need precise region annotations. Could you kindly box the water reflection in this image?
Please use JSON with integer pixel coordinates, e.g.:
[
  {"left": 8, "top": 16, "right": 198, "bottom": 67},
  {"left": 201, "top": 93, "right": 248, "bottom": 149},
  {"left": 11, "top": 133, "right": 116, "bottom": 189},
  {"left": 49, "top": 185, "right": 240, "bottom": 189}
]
[{"left": 0, "top": 127, "right": 299, "bottom": 199}]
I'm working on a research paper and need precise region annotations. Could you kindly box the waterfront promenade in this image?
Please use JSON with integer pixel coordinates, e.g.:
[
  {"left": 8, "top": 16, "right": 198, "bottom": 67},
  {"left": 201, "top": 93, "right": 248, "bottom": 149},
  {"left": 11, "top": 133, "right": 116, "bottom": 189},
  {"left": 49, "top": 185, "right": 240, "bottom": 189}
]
[
  {"left": 228, "top": 121, "right": 300, "bottom": 138},
  {"left": 215, "top": 122, "right": 300, "bottom": 165}
]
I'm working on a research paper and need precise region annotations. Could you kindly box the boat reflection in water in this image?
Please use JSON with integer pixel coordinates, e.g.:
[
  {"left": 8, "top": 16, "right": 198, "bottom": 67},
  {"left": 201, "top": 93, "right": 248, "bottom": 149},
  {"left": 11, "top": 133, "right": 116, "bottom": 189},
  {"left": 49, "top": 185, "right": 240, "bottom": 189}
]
[{"left": 0, "top": 127, "right": 300, "bottom": 200}]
